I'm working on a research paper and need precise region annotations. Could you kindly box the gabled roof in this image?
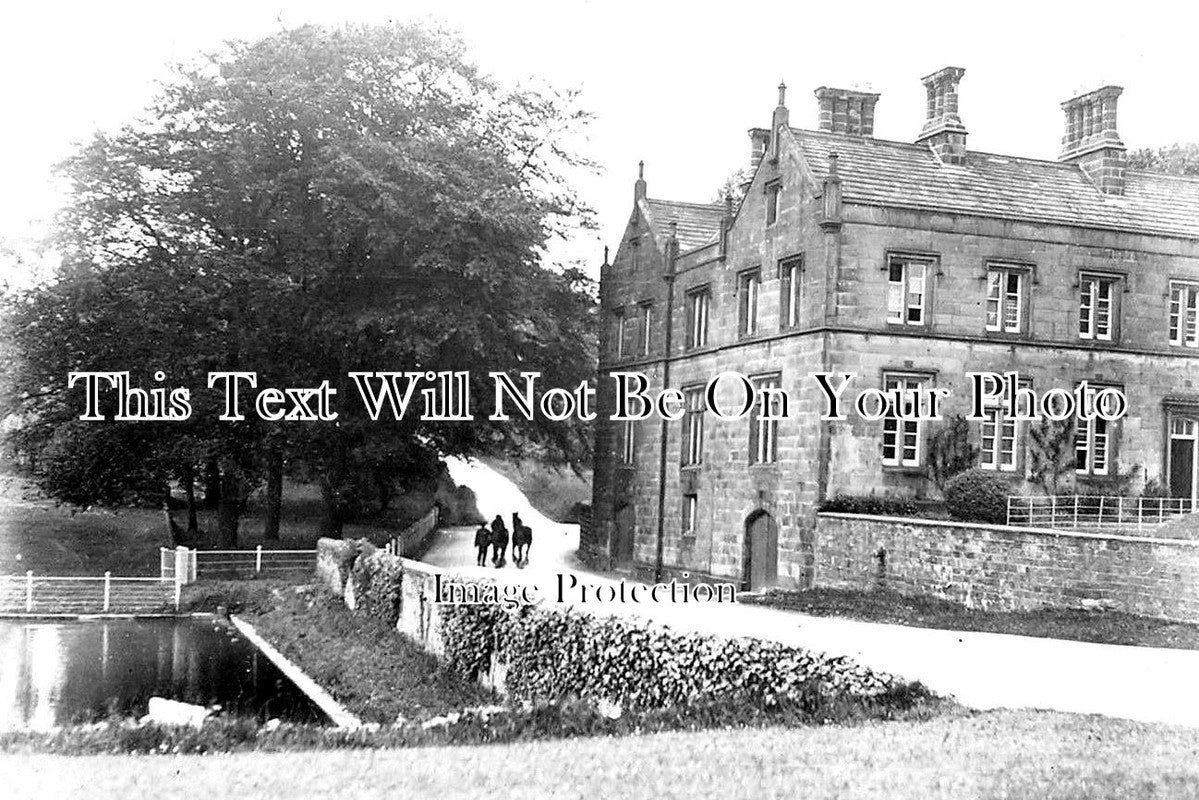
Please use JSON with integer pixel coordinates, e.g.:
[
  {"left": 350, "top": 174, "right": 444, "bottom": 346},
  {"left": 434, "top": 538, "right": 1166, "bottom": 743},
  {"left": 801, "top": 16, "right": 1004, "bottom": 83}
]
[
  {"left": 642, "top": 198, "right": 725, "bottom": 252},
  {"left": 794, "top": 128, "right": 1199, "bottom": 240}
]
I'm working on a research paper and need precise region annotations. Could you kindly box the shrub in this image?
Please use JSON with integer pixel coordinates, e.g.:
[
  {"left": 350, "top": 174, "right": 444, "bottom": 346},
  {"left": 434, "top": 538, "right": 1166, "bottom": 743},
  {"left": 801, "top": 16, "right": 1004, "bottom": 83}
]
[
  {"left": 1079, "top": 463, "right": 1142, "bottom": 498},
  {"left": 819, "top": 494, "right": 919, "bottom": 517},
  {"left": 943, "top": 469, "right": 1011, "bottom": 524},
  {"left": 1028, "top": 417, "right": 1076, "bottom": 495},
  {"left": 927, "top": 414, "right": 978, "bottom": 490},
  {"left": 438, "top": 603, "right": 909, "bottom": 713}
]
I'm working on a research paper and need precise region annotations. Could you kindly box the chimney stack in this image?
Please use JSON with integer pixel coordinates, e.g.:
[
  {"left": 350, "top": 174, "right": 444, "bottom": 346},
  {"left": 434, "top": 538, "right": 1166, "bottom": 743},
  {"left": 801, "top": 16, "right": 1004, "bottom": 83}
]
[
  {"left": 1059, "top": 86, "right": 1126, "bottom": 195},
  {"left": 916, "top": 67, "right": 968, "bottom": 165},
  {"left": 814, "top": 87, "right": 880, "bottom": 136},
  {"left": 748, "top": 129, "right": 771, "bottom": 168}
]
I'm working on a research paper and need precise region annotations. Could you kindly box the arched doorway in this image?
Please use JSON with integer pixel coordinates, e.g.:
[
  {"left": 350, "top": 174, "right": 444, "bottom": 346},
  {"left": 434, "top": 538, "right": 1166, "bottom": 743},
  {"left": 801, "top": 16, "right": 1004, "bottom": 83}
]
[
  {"left": 743, "top": 510, "right": 778, "bottom": 591},
  {"left": 612, "top": 504, "right": 635, "bottom": 564}
]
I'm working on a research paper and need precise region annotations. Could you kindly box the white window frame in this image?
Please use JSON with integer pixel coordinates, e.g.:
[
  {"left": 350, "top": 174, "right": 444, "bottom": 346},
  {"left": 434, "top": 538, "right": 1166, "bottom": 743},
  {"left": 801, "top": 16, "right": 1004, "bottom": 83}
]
[
  {"left": 682, "top": 494, "right": 698, "bottom": 536},
  {"left": 613, "top": 309, "right": 626, "bottom": 358},
  {"left": 1169, "top": 281, "right": 1199, "bottom": 348},
  {"left": 620, "top": 419, "right": 636, "bottom": 465},
  {"left": 638, "top": 301, "right": 653, "bottom": 356},
  {"left": 886, "top": 256, "right": 929, "bottom": 326},
  {"left": 780, "top": 256, "right": 802, "bottom": 329},
  {"left": 1079, "top": 273, "right": 1117, "bottom": 342},
  {"left": 881, "top": 373, "right": 928, "bottom": 467},
  {"left": 681, "top": 387, "right": 705, "bottom": 467},
  {"left": 686, "top": 287, "right": 711, "bottom": 349},
  {"left": 738, "top": 269, "right": 761, "bottom": 337},
  {"left": 765, "top": 181, "right": 781, "bottom": 226},
  {"left": 1075, "top": 415, "right": 1110, "bottom": 476},
  {"left": 986, "top": 266, "right": 1025, "bottom": 334},
  {"left": 979, "top": 380, "right": 1028, "bottom": 472},
  {"left": 749, "top": 375, "right": 782, "bottom": 465}
]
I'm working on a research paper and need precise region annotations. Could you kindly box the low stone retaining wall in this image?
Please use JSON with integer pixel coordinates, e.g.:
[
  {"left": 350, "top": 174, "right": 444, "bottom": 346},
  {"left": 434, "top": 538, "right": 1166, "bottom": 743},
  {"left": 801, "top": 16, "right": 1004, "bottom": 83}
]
[
  {"left": 815, "top": 513, "right": 1199, "bottom": 621},
  {"left": 314, "top": 537, "right": 906, "bottom": 704},
  {"left": 394, "top": 557, "right": 447, "bottom": 659},
  {"left": 316, "top": 537, "right": 448, "bottom": 657}
]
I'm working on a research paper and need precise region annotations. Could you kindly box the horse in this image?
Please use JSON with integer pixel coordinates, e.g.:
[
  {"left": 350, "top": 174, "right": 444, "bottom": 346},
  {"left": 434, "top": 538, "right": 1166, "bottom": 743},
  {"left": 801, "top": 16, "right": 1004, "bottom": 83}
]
[{"left": 511, "top": 523, "right": 533, "bottom": 565}]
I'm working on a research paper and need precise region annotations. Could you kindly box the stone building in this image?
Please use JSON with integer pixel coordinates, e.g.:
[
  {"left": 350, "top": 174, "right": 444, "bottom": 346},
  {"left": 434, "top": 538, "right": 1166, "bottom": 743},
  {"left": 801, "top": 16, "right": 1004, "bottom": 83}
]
[{"left": 585, "top": 66, "right": 1199, "bottom": 590}]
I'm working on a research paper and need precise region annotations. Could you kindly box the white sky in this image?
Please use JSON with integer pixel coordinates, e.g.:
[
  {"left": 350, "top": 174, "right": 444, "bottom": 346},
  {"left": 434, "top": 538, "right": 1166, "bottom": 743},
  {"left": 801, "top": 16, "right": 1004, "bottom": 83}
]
[{"left": 1, "top": 0, "right": 1196, "bottom": 285}]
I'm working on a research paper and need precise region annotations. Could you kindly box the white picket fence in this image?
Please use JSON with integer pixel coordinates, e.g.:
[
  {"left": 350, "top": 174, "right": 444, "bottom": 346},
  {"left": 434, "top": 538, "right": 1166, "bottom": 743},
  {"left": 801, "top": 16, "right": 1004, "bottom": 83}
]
[
  {"left": 383, "top": 505, "right": 440, "bottom": 558},
  {"left": 1007, "top": 495, "right": 1196, "bottom": 534},
  {"left": 0, "top": 572, "right": 178, "bottom": 615},
  {"left": 161, "top": 546, "right": 317, "bottom": 584}
]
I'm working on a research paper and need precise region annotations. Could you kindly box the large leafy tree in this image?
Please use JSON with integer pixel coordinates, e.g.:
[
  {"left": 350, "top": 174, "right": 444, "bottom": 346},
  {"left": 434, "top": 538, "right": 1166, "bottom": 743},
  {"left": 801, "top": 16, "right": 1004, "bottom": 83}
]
[
  {"left": 1128, "top": 143, "right": 1199, "bottom": 176},
  {"left": 5, "top": 23, "right": 597, "bottom": 545}
]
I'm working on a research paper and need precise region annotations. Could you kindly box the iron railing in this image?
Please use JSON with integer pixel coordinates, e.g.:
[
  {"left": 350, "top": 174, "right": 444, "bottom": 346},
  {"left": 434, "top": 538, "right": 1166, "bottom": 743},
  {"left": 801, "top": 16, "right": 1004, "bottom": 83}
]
[{"left": 1006, "top": 495, "right": 1195, "bottom": 534}]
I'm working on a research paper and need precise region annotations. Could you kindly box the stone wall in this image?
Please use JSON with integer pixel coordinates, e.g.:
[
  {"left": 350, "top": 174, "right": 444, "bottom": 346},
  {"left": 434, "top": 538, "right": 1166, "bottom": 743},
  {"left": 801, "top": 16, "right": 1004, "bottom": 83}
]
[
  {"left": 395, "top": 557, "right": 447, "bottom": 658},
  {"left": 814, "top": 512, "right": 1199, "bottom": 621}
]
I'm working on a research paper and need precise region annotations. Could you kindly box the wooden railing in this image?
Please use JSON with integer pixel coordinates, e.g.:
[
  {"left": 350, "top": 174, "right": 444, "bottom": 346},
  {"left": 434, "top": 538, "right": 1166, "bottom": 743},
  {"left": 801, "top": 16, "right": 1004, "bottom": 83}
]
[
  {"left": 384, "top": 505, "right": 440, "bottom": 558},
  {"left": 0, "top": 573, "right": 177, "bottom": 615},
  {"left": 160, "top": 546, "right": 316, "bottom": 583}
]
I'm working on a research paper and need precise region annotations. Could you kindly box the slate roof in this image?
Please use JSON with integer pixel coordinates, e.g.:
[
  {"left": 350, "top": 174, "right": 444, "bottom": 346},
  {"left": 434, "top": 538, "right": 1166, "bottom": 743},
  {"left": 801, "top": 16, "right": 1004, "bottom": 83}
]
[
  {"left": 642, "top": 198, "right": 725, "bottom": 252},
  {"left": 794, "top": 128, "right": 1199, "bottom": 240}
]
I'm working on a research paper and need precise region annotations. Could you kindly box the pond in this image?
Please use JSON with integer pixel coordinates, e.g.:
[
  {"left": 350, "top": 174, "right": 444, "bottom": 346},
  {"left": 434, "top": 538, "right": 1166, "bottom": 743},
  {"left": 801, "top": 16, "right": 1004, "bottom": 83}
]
[{"left": 0, "top": 616, "right": 327, "bottom": 730}]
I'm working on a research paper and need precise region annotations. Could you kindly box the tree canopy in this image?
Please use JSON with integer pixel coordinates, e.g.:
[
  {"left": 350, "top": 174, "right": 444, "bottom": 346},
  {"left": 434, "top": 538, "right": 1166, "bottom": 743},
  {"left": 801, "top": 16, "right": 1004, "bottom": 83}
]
[
  {"left": 4, "top": 22, "right": 597, "bottom": 544},
  {"left": 1128, "top": 143, "right": 1199, "bottom": 176}
]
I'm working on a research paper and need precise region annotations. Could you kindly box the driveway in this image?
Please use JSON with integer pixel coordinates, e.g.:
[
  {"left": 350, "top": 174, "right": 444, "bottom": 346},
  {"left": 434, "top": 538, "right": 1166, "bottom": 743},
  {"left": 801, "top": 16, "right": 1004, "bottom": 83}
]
[{"left": 429, "top": 457, "right": 1199, "bottom": 728}]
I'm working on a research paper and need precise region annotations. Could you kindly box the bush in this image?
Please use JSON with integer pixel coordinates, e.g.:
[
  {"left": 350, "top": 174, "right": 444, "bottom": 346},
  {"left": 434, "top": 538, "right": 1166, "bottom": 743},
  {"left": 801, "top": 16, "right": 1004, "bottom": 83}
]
[
  {"left": 943, "top": 469, "right": 1011, "bottom": 524},
  {"left": 819, "top": 494, "right": 919, "bottom": 517},
  {"left": 438, "top": 603, "right": 910, "bottom": 713}
]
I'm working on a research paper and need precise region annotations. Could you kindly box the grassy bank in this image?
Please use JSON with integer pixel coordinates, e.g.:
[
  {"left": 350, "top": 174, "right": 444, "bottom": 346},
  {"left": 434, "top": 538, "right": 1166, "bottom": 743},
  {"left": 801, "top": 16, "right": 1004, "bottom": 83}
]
[
  {"left": 9, "top": 710, "right": 1199, "bottom": 798},
  {"left": 742, "top": 587, "right": 1199, "bottom": 649},
  {"left": 184, "top": 581, "right": 494, "bottom": 724}
]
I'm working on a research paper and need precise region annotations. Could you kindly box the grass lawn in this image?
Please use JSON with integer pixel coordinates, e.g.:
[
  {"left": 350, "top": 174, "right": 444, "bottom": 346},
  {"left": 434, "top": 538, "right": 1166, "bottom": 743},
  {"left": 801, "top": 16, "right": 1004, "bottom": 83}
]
[
  {"left": 9, "top": 710, "right": 1199, "bottom": 799},
  {"left": 183, "top": 581, "right": 495, "bottom": 724},
  {"left": 742, "top": 586, "right": 1199, "bottom": 650},
  {"left": 0, "top": 475, "right": 401, "bottom": 577}
]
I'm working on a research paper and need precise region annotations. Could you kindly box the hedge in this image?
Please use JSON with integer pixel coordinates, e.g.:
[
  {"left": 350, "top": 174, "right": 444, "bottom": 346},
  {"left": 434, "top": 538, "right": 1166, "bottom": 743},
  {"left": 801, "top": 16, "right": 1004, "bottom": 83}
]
[
  {"left": 438, "top": 601, "right": 903, "bottom": 712},
  {"left": 819, "top": 494, "right": 919, "bottom": 517}
]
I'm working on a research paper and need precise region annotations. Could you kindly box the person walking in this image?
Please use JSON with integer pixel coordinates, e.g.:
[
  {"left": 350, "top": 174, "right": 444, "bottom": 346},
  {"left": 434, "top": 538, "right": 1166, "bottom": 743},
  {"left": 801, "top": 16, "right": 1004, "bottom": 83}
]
[
  {"left": 490, "top": 514, "right": 509, "bottom": 567},
  {"left": 474, "top": 523, "right": 491, "bottom": 566}
]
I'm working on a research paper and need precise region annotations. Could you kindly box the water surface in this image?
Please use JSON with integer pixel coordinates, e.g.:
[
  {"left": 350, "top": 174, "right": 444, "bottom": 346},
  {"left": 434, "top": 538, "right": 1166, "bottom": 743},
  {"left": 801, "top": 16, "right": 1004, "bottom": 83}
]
[{"left": 0, "top": 617, "right": 326, "bottom": 730}]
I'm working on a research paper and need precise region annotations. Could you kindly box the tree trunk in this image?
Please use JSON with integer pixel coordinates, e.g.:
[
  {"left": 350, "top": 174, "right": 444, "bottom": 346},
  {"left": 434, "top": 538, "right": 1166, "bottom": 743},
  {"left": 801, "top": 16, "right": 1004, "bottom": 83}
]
[
  {"left": 203, "top": 458, "right": 221, "bottom": 509},
  {"left": 216, "top": 470, "right": 242, "bottom": 549},
  {"left": 264, "top": 450, "right": 283, "bottom": 542},
  {"left": 319, "top": 478, "right": 344, "bottom": 539},
  {"left": 162, "top": 481, "right": 179, "bottom": 545},
  {"left": 182, "top": 463, "right": 199, "bottom": 534}
]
